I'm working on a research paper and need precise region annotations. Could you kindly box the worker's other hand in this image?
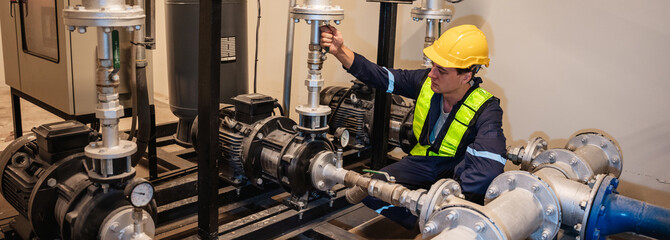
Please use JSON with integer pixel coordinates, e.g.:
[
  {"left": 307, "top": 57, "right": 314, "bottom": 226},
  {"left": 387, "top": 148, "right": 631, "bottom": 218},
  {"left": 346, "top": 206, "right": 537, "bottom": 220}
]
[{"left": 320, "top": 25, "right": 344, "bottom": 55}]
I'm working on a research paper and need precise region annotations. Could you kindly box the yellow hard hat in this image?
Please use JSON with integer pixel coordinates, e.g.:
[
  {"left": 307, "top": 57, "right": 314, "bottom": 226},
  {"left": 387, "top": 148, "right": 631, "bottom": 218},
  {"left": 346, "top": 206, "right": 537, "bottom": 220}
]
[{"left": 423, "top": 24, "right": 490, "bottom": 69}]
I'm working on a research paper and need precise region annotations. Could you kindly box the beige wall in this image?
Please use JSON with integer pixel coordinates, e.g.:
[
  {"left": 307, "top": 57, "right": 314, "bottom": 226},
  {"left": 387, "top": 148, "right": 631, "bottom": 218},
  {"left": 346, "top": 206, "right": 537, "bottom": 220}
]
[
  {"left": 450, "top": 0, "right": 670, "bottom": 207},
  {"left": 149, "top": 0, "right": 670, "bottom": 206},
  {"left": 1, "top": 0, "right": 668, "bottom": 206}
]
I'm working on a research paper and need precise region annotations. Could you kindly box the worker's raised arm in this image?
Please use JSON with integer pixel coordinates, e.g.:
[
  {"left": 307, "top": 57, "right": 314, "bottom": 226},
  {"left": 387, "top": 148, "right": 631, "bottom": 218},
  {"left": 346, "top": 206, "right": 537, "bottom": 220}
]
[{"left": 320, "top": 25, "right": 354, "bottom": 69}]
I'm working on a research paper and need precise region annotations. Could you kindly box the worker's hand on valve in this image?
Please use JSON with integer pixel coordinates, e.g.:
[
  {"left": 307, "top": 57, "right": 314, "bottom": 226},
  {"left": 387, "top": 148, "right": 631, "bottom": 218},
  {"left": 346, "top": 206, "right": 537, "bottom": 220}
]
[{"left": 320, "top": 25, "right": 344, "bottom": 55}]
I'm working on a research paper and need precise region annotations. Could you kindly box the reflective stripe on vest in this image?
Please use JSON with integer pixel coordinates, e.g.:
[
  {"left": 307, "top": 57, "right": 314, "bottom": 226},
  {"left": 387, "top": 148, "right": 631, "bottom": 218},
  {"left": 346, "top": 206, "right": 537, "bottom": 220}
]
[{"left": 409, "top": 77, "right": 493, "bottom": 157}]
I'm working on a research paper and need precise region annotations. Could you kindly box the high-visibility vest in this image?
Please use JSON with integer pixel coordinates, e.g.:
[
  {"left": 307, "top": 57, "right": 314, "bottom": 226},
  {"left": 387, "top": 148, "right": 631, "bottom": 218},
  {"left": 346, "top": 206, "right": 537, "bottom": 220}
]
[{"left": 409, "top": 77, "right": 494, "bottom": 157}]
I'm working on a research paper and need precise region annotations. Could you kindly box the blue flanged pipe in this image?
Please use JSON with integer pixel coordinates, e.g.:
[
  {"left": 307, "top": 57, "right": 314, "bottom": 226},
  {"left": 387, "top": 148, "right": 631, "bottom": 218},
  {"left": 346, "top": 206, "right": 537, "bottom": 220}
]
[{"left": 584, "top": 176, "right": 670, "bottom": 240}]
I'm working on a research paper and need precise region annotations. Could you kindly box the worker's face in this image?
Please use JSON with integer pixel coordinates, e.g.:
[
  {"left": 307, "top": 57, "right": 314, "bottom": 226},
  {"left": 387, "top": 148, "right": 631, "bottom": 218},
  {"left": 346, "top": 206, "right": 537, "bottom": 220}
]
[{"left": 427, "top": 62, "right": 471, "bottom": 94}]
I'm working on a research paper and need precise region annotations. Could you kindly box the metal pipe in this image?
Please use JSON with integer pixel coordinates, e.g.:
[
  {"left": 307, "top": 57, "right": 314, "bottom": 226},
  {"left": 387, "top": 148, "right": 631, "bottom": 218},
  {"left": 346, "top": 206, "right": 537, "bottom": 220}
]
[
  {"left": 574, "top": 145, "right": 609, "bottom": 176},
  {"left": 101, "top": 119, "right": 120, "bottom": 148},
  {"left": 97, "top": 31, "right": 112, "bottom": 61},
  {"left": 484, "top": 190, "right": 544, "bottom": 240},
  {"left": 83, "top": 0, "right": 125, "bottom": 10},
  {"left": 593, "top": 194, "right": 670, "bottom": 239},
  {"left": 423, "top": 19, "right": 436, "bottom": 67},
  {"left": 534, "top": 168, "right": 592, "bottom": 227},
  {"left": 134, "top": 0, "right": 147, "bottom": 66},
  {"left": 304, "top": 0, "right": 330, "bottom": 6},
  {"left": 306, "top": 20, "right": 323, "bottom": 109},
  {"left": 133, "top": 208, "right": 143, "bottom": 235},
  {"left": 283, "top": 0, "right": 297, "bottom": 117},
  {"left": 310, "top": 20, "right": 321, "bottom": 45},
  {"left": 421, "top": 0, "right": 440, "bottom": 9},
  {"left": 434, "top": 226, "right": 478, "bottom": 240}
]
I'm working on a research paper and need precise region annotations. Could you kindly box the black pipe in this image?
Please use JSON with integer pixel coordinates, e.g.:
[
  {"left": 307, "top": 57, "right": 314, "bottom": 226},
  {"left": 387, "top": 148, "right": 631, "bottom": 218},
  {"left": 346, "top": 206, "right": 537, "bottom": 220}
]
[
  {"left": 370, "top": 2, "right": 397, "bottom": 170},
  {"left": 131, "top": 65, "right": 150, "bottom": 166},
  {"left": 197, "top": 0, "right": 221, "bottom": 238}
]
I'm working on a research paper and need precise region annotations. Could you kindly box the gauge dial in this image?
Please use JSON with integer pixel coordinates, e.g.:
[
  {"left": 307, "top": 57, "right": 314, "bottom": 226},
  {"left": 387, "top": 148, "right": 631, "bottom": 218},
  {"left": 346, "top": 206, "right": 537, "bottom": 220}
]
[
  {"left": 125, "top": 180, "right": 154, "bottom": 207},
  {"left": 335, "top": 127, "right": 350, "bottom": 148}
]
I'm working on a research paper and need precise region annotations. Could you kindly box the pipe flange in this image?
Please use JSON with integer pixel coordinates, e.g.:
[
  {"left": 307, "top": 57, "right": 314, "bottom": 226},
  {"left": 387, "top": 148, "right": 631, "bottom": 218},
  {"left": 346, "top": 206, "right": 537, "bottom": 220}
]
[
  {"left": 533, "top": 149, "right": 594, "bottom": 183},
  {"left": 485, "top": 171, "right": 561, "bottom": 240},
  {"left": 578, "top": 174, "right": 607, "bottom": 240},
  {"left": 522, "top": 137, "right": 547, "bottom": 170},
  {"left": 63, "top": 5, "right": 145, "bottom": 28},
  {"left": 290, "top": 4, "right": 344, "bottom": 21},
  {"left": 309, "top": 151, "right": 337, "bottom": 191},
  {"left": 85, "top": 140, "right": 137, "bottom": 159},
  {"left": 410, "top": 8, "right": 452, "bottom": 20},
  {"left": 566, "top": 133, "right": 623, "bottom": 178},
  {"left": 422, "top": 206, "right": 505, "bottom": 239},
  {"left": 418, "top": 179, "right": 463, "bottom": 229},
  {"left": 99, "top": 206, "right": 155, "bottom": 240},
  {"left": 295, "top": 105, "right": 331, "bottom": 116}
]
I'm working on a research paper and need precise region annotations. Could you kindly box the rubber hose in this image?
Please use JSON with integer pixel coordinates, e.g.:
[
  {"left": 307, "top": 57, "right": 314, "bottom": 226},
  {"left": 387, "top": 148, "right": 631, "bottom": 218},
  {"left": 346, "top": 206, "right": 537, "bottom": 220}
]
[{"left": 131, "top": 66, "right": 151, "bottom": 166}]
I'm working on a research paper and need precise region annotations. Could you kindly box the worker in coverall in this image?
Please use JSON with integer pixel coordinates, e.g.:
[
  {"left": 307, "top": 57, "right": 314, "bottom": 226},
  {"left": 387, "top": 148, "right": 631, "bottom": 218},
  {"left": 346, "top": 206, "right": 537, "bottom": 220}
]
[{"left": 320, "top": 24, "right": 507, "bottom": 229}]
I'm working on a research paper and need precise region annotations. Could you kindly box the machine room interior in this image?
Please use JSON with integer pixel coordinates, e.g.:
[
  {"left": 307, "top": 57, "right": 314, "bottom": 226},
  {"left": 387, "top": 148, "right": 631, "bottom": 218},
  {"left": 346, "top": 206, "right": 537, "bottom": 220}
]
[{"left": 0, "top": 0, "right": 669, "bottom": 239}]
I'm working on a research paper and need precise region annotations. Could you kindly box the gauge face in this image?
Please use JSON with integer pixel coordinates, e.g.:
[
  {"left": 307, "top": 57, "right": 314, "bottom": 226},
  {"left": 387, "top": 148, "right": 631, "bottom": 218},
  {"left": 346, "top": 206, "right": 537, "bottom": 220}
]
[
  {"left": 335, "top": 128, "right": 350, "bottom": 148},
  {"left": 129, "top": 182, "right": 154, "bottom": 207},
  {"left": 340, "top": 130, "right": 349, "bottom": 148}
]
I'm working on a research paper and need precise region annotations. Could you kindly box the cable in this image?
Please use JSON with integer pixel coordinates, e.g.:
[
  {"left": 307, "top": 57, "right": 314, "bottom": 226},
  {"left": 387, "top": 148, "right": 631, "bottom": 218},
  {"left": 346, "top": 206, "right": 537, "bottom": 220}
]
[
  {"left": 446, "top": 0, "right": 464, "bottom": 3},
  {"left": 327, "top": 88, "right": 353, "bottom": 127},
  {"left": 274, "top": 102, "right": 285, "bottom": 116},
  {"left": 253, "top": 0, "right": 261, "bottom": 93}
]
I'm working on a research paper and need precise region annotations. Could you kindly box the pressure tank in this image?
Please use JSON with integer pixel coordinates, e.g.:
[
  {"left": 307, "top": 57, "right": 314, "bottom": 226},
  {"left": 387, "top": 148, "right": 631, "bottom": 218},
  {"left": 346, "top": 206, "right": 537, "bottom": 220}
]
[{"left": 165, "top": 0, "right": 249, "bottom": 146}]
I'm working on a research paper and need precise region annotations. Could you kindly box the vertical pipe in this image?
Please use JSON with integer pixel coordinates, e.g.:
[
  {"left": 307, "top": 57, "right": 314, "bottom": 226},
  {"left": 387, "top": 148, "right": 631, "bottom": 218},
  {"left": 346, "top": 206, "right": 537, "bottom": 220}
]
[
  {"left": 11, "top": 90, "right": 23, "bottom": 139},
  {"left": 371, "top": 2, "right": 396, "bottom": 170},
  {"left": 307, "top": 20, "right": 322, "bottom": 109},
  {"left": 148, "top": 105, "right": 158, "bottom": 179},
  {"left": 424, "top": 0, "right": 440, "bottom": 10},
  {"left": 97, "top": 30, "right": 112, "bottom": 61},
  {"left": 423, "top": 19, "right": 436, "bottom": 67},
  {"left": 97, "top": 29, "right": 120, "bottom": 149},
  {"left": 283, "top": 0, "right": 297, "bottom": 117},
  {"left": 101, "top": 119, "right": 120, "bottom": 148},
  {"left": 144, "top": 0, "right": 156, "bottom": 49},
  {"left": 197, "top": 0, "right": 221, "bottom": 238}
]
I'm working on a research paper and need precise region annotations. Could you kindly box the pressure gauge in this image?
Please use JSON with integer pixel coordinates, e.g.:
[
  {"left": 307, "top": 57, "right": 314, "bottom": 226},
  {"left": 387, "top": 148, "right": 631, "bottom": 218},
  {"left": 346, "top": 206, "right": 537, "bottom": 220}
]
[
  {"left": 334, "top": 127, "right": 350, "bottom": 148},
  {"left": 124, "top": 179, "right": 154, "bottom": 208}
]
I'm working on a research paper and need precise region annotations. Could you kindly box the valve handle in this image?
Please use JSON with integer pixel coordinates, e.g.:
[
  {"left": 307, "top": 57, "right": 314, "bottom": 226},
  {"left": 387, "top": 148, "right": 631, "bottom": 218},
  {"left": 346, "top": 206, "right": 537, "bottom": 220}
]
[{"left": 362, "top": 169, "right": 396, "bottom": 183}]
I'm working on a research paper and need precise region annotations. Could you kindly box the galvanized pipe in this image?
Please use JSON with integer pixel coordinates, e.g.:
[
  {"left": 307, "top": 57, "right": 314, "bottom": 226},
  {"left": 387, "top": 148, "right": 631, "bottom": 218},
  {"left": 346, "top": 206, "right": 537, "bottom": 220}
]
[
  {"left": 304, "top": 0, "right": 331, "bottom": 7},
  {"left": 283, "top": 0, "right": 297, "bottom": 117},
  {"left": 433, "top": 226, "right": 478, "bottom": 240},
  {"left": 306, "top": 20, "right": 323, "bottom": 109},
  {"left": 423, "top": 19, "right": 436, "bottom": 67},
  {"left": 83, "top": 0, "right": 125, "bottom": 10},
  {"left": 420, "top": 0, "right": 441, "bottom": 9},
  {"left": 483, "top": 189, "right": 544, "bottom": 240},
  {"left": 96, "top": 29, "right": 121, "bottom": 149},
  {"left": 534, "top": 168, "right": 591, "bottom": 227},
  {"left": 574, "top": 145, "right": 610, "bottom": 177}
]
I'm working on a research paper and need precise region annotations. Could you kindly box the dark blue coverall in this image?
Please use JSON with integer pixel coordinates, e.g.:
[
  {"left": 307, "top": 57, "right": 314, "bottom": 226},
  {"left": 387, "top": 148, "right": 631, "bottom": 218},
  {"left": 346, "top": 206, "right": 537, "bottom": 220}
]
[{"left": 346, "top": 53, "right": 507, "bottom": 229}]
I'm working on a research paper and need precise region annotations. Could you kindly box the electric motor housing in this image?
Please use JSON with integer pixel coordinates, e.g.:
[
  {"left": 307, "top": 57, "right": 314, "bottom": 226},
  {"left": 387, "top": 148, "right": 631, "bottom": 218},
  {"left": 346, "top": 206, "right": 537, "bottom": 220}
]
[
  {"left": 193, "top": 93, "right": 335, "bottom": 209},
  {"left": 320, "top": 80, "right": 415, "bottom": 152},
  {"left": 0, "top": 121, "right": 157, "bottom": 239}
]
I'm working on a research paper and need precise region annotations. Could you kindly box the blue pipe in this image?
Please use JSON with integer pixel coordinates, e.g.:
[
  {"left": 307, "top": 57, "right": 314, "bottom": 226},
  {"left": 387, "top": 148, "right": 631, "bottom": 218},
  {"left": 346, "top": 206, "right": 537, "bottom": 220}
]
[{"left": 585, "top": 176, "right": 670, "bottom": 240}]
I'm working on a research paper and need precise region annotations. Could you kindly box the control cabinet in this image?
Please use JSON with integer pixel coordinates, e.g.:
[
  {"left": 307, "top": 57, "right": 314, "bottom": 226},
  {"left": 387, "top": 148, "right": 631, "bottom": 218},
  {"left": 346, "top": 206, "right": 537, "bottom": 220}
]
[{"left": 1, "top": 0, "right": 153, "bottom": 116}]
